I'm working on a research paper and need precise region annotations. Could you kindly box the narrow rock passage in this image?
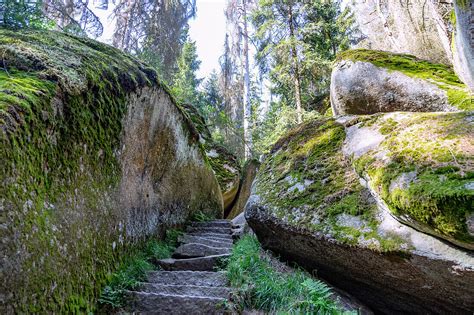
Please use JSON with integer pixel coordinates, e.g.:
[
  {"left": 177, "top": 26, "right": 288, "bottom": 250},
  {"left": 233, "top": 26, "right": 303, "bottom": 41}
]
[{"left": 124, "top": 220, "right": 236, "bottom": 314}]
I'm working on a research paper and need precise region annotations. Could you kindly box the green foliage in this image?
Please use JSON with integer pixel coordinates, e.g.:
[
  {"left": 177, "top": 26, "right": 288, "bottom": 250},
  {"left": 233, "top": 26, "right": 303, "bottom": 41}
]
[
  {"left": 98, "top": 229, "right": 181, "bottom": 309},
  {"left": 190, "top": 210, "right": 216, "bottom": 222},
  {"left": 226, "top": 235, "right": 345, "bottom": 313},
  {"left": 171, "top": 36, "right": 203, "bottom": 105},
  {"left": 1, "top": 0, "right": 52, "bottom": 29},
  {"left": 252, "top": 103, "right": 319, "bottom": 155},
  {"left": 336, "top": 49, "right": 473, "bottom": 110},
  {"left": 252, "top": 0, "right": 354, "bottom": 110}
]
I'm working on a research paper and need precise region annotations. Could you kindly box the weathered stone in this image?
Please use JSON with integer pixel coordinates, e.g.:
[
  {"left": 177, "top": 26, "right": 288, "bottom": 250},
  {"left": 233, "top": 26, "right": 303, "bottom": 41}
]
[
  {"left": 124, "top": 291, "right": 226, "bottom": 314},
  {"left": 187, "top": 232, "right": 233, "bottom": 240},
  {"left": 0, "top": 29, "right": 223, "bottom": 313},
  {"left": 146, "top": 271, "right": 228, "bottom": 287},
  {"left": 191, "top": 221, "right": 232, "bottom": 228},
  {"left": 186, "top": 226, "right": 232, "bottom": 235},
  {"left": 157, "top": 254, "right": 230, "bottom": 271},
  {"left": 178, "top": 235, "right": 233, "bottom": 248},
  {"left": 138, "top": 283, "right": 232, "bottom": 299},
  {"left": 331, "top": 50, "right": 473, "bottom": 115},
  {"left": 350, "top": 0, "right": 453, "bottom": 64},
  {"left": 245, "top": 116, "right": 474, "bottom": 313},
  {"left": 453, "top": 2, "right": 474, "bottom": 91},
  {"left": 227, "top": 159, "right": 260, "bottom": 219},
  {"left": 173, "top": 243, "right": 231, "bottom": 258}
]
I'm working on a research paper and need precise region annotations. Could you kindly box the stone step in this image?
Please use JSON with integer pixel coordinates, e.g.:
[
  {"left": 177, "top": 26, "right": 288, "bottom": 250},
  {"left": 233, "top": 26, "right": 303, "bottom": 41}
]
[
  {"left": 178, "top": 235, "right": 234, "bottom": 248},
  {"left": 147, "top": 271, "right": 228, "bottom": 287},
  {"left": 138, "top": 283, "right": 232, "bottom": 299},
  {"left": 191, "top": 221, "right": 231, "bottom": 228},
  {"left": 157, "top": 254, "right": 230, "bottom": 271},
  {"left": 186, "top": 226, "right": 232, "bottom": 235},
  {"left": 187, "top": 232, "right": 233, "bottom": 240},
  {"left": 125, "top": 291, "right": 226, "bottom": 314},
  {"left": 173, "top": 243, "right": 232, "bottom": 258}
]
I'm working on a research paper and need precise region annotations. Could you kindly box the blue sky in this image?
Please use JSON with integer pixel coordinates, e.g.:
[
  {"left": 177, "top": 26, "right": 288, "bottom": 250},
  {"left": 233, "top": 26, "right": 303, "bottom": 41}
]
[{"left": 189, "top": 0, "right": 228, "bottom": 79}]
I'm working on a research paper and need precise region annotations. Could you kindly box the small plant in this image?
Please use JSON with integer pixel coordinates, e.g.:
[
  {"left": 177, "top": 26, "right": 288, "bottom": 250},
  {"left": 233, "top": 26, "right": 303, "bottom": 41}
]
[
  {"left": 98, "top": 229, "right": 182, "bottom": 309},
  {"left": 226, "top": 235, "right": 348, "bottom": 314},
  {"left": 190, "top": 210, "right": 215, "bottom": 222}
]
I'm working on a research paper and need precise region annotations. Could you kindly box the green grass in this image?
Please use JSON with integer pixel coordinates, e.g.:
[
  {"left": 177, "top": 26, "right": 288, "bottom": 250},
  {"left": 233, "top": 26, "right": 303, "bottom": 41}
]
[
  {"left": 225, "top": 235, "right": 349, "bottom": 314},
  {"left": 98, "top": 229, "right": 182, "bottom": 309}
]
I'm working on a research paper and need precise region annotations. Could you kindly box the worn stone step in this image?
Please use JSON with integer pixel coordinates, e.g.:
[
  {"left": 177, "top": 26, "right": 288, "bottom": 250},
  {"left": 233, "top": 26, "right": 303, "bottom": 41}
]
[
  {"left": 178, "top": 235, "right": 233, "bottom": 248},
  {"left": 125, "top": 291, "right": 226, "bottom": 314},
  {"left": 191, "top": 221, "right": 231, "bottom": 228},
  {"left": 138, "top": 283, "right": 232, "bottom": 299},
  {"left": 186, "top": 226, "right": 232, "bottom": 235},
  {"left": 187, "top": 232, "right": 233, "bottom": 240},
  {"left": 173, "top": 243, "right": 232, "bottom": 258},
  {"left": 157, "top": 254, "right": 230, "bottom": 271},
  {"left": 146, "top": 271, "right": 228, "bottom": 287}
]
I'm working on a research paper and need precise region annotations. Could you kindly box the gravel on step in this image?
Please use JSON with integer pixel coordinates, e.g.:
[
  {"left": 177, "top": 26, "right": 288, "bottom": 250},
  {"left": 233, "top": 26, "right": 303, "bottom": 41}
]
[
  {"left": 191, "top": 221, "right": 232, "bottom": 228},
  {"left": 186, "top": 226, "right": 232, "bottom": 235},
  {"left": 187, "top": 232, "right": 233, "bottom": 240}
]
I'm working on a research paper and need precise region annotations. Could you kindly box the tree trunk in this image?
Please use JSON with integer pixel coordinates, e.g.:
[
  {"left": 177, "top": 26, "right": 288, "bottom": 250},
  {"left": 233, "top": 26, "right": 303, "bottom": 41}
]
[
  {"left": 242, "top": 0, "right": 253, "bottom": 159},
  {"left": 288, "top": 4, "right": 303, "bottom": 124}
]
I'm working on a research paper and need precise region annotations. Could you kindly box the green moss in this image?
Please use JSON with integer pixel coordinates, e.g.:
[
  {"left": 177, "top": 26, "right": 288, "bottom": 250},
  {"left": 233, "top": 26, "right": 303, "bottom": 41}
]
[
  {"left": 255, "top": 118, "right": 405, "bottom": 251},
  {"left": 353, "top": 112, "right": 474, "bottom": 245},
  {"left": 0, "top": 28, "right": 205, "bottom": 313},
  {"left": 336, "top": 49, "right": 473, "bottom": 110}
]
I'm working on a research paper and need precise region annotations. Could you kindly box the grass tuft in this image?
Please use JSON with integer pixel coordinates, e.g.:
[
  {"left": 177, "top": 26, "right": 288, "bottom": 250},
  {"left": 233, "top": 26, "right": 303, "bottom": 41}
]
[
  {"left": 98, "top": 229, "right": 182, "bottom": 309},
  {"left": 226, "top": 235, "right": 348, "bottom": 314}
]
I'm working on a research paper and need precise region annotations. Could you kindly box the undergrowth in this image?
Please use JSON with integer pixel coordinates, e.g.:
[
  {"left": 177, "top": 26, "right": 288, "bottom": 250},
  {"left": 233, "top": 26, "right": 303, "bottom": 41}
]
[
  {"left": 98, "top": 229, "right": 182, "bottom": 309},
  {"left": 226, "top": 235, "right": 349, "bottom": 314}
]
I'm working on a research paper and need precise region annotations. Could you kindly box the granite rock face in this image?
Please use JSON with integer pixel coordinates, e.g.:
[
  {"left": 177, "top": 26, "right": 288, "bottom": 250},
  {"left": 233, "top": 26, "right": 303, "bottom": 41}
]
[
  {"left": 245, "top": 116, "right": 474, "bottom": 313},
  {"left": 452, "top": 1, "right": 474, "bottom": 92},
  {"left": 330, "top": 50, "right": 473, "bottom": 115},
  {"left": 0, "top": 29, "right": 222, "bottom": 313}
]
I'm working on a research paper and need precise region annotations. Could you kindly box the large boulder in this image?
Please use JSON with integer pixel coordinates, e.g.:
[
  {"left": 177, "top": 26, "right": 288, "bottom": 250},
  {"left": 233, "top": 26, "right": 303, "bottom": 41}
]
[
  {"left": 331, "top": 49, "right": 473, "bottom": 115},
  {"left": 245, "top": 116, "right": 474, "bottom": 313},
  {"left": 180, "top": 104, "right": 241, "bottom": 212},
  {"left": 452, "top": 1, "right": 474, "bottom": 91},
  {"left": 0, "top": 30, "right": 223, "bottom": 313},
  {"left": 350, "top": 0, "right": 453, "bottom": 65}
]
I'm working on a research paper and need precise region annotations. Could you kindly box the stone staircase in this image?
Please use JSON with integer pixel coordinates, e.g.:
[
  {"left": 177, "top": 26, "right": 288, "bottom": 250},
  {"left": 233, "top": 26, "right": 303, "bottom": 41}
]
[{"left": 123, "top": 220, "right": 236, "bottom": 314}]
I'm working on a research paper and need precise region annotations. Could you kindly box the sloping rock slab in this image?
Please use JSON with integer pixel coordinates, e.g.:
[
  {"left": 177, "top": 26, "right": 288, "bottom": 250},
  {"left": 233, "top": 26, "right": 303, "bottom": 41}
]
[
  {"left": 124, "top": 291, "right": 225, "bottom": 314},
  {"left": 157, "top": 254, "right": 230, "bottom": 271},
  {"left": 138, "top": 283, "right": 231, "bottom": 299},
  {"left": 146, "top": 271, "right": 227, "bottom": 287},
  {"left": 246, "top": 197, "right": 474, "bottom": 314},
  {"left": 173, "top": 243, "right": 231, "bottom": 258}
]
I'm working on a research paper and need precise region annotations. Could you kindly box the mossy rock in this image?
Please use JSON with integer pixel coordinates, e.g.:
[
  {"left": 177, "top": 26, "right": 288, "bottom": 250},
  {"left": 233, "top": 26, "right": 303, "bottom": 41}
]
[
  {"left": 347, "top": 111, "right": 474, "bottom": 249},
  {"left": 331, "top": 49, "right": 473, "bottom": 115},
  {"left": 179, "top": 103, "right": 241, "bottom": 211},
  {"left": 250, "top": 117, "right": 406, "bottom": 252},
  {"left": 0, "top": 29, "right": 222, "bottom": 313}
]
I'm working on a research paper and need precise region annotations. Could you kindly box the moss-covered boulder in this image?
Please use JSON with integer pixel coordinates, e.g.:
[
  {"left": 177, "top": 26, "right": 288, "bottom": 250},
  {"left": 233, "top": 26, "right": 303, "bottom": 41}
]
[
  {"left": 180, "top": 103, "right": 241, "bottom": 213},
  {"left": 330, "top": 49, "right": 473, "bottom": 115},
  {"left": 349, "top": 111, "right": 474, "bottom": 250},
  {"left": 0, "top": 29, "right": 223, "bottom": 313},
  {"left": 245, "top": 116, "right": 474, "bottom": 313}
]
